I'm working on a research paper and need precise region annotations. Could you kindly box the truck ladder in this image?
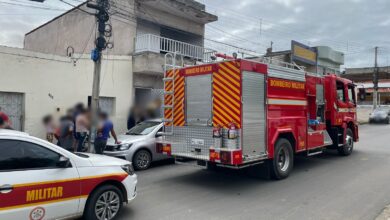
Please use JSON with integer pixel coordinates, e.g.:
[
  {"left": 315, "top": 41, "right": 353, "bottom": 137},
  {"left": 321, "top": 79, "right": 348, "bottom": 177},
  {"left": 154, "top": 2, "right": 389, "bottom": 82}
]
[{"left": 162, "top": 52, "right": 183, "bottom": 136}]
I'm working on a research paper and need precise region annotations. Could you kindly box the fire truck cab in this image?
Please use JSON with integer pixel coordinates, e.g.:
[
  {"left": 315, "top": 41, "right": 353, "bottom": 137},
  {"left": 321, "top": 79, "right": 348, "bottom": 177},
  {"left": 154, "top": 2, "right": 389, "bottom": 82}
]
[{"left": 157, "top": 56, "right": 358, "bottom": 180}]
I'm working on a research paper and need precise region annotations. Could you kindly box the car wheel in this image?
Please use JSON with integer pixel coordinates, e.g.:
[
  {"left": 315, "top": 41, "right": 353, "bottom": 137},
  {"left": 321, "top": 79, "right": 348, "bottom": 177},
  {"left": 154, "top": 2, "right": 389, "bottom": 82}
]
[
  {"left": 386, "top": 118, "right": 390, "bottom": 124},
  {"left": 338, "top": 128, "right": 354, "bottom": 156},
  {"left": 269, "top": 138, "right": 294, "bottom": 180},
  {"left": 133, "top": 149, "right": 152, "bottom": 170},
  {"left": 84, "top": 184, "right": 124, "bottom": 220}
]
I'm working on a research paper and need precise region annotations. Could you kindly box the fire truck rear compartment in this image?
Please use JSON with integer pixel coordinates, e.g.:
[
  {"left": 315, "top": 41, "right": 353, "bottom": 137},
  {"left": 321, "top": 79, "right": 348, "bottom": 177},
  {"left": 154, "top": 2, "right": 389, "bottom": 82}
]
[
  {"left": 167, "top": 73, "right": 214, "bottom": 161},
  {"left": 165, "top": 67, "right": 267, "bottom": 165}
]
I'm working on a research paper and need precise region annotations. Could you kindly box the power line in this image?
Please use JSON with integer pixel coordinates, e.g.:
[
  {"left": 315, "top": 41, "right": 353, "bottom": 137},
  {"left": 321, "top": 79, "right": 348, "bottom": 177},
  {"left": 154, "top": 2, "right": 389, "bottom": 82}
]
[
  {"left": 205, "top": 3, "right": 387, "bottom": 55},
  {"left": 208, "top": 24, "right": 269, "bottom": 48},
  {"left": 73, "top": 20, "right": 97, "bottom": 63},
  {"left": 58, "top": 0, "right": 93, "bottom": 15},
  {"left": 132, "top": 4, "right": 258, "bottom": 55},
  {"left": 0, "top": 13, "right": 59, "bottom": 16},
  {"left": 0, "top": 50, "right": 72, "bottom": 63},
  {"left": 206, "top": 3, "right": 370, "bottom": 52},
  {"left": 0, "top": 1, "right": 66, "bottom": 11}
]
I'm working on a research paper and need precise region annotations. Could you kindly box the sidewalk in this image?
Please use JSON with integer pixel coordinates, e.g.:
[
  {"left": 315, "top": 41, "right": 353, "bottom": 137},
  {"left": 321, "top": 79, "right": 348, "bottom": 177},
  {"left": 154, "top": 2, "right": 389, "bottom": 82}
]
[
  {"left": 376, "top": 205, "right": 390, "bottom": 220},
  {"left": 357, "top": 106, "right": 371, "bottom": 124}
]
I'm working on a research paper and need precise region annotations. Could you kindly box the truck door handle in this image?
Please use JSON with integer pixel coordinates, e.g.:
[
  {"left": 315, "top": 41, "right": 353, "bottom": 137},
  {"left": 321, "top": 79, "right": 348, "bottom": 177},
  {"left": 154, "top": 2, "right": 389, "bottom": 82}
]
[{"left": 0, "top": 184, "right": 13, "bottom": 194}]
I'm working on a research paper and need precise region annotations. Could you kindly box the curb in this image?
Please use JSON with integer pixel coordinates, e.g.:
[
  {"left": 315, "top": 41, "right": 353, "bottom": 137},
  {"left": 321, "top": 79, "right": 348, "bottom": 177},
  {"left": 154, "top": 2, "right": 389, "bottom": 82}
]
[{"left": 376, "top": 205, "right": 390, "bottom": 220}]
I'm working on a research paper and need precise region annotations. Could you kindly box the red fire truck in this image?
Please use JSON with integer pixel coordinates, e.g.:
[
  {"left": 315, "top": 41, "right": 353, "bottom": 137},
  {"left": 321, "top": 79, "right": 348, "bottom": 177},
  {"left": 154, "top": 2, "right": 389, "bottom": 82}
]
[{"left": 157, "top": 55, "right": 359, "bottom": 179}]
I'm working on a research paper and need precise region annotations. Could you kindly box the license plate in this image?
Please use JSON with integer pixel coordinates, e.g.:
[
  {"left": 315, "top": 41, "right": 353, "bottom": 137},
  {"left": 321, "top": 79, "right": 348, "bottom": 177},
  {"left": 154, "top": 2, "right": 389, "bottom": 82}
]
[{"left": 191, "top": 138, "right": 205, "bottom": 146}]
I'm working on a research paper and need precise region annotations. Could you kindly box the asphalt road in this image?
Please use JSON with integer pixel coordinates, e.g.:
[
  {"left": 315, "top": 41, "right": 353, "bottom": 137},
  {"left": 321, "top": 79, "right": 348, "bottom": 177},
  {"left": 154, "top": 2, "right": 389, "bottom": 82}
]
[{"left": 117, "top": 124, "right": 390, "bottom": 220}]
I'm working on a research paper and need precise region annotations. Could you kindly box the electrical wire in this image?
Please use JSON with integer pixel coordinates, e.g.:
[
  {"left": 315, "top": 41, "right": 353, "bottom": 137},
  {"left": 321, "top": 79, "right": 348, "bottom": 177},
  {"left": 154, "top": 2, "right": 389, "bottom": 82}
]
[
  {"left": 134, "top": 4, "right": 259, "bottom": 56},
  {"left": 0, "top": 1, "right": 66, "bottom": 11},
  {"left": 58, "top": 0, "right": 94, "bottom": 15},
  {"left": 206, "top": 3, "right": 371, "bottom": 51},
  {"left": 0, "top": 50, "right": 72, "bottom": 63},
  {"left": 206, "top": 3, "right": 383, "bottom": 55},
  {"left": 72, "top": 20, "right": 97, "bottom": 63}
]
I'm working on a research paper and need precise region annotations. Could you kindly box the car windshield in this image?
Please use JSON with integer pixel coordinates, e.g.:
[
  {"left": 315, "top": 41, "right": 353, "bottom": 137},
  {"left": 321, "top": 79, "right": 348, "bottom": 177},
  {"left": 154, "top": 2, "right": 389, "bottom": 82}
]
[
  {"left": 126, "top": 121, "right": 160, "bottom": 135},
  {"left": 373, "top": 108, "right": 389, "bottom": 114}
]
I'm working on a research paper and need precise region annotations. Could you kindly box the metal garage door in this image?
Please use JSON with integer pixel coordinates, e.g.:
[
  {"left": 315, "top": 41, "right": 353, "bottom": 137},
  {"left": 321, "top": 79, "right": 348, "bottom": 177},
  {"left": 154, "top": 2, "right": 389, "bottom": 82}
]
[
  {"left": 186, "top": 74, "right": 212, "bottom": 126},
  {"left": 242, "top": 72, "right": 266, "bottom": 157},
  {"left": 0, "top": 92, "right": 24, "bottom": 131}
]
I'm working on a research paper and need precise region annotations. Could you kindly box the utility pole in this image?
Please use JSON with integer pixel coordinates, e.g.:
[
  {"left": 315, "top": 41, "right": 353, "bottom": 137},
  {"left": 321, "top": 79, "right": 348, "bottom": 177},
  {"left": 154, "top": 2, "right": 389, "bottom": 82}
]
[
  {"left": 373, "top": 46, "right": 379, "bottom": 109},
  {"left": 87, "top": 0, "right": 111, "bottom": 152}
]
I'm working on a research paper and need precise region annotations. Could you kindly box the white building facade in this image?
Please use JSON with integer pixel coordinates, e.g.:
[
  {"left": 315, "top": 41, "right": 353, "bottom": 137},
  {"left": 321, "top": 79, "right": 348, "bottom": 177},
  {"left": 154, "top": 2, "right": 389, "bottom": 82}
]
[{"left": 0, "top": 46, "right": 133, "bottom": 138}]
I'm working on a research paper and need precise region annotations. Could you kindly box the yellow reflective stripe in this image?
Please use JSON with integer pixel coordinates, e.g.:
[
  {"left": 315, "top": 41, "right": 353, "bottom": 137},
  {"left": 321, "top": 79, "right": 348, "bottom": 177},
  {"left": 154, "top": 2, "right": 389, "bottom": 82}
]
[{"left": 13, "top": 173, "right": 126, "bottom": 188}]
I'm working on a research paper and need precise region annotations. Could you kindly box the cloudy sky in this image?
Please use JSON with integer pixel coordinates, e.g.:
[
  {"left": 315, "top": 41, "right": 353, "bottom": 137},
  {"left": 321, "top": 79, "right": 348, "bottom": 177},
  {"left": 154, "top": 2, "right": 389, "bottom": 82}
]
[{"left": 1, "top": 0, "right": 390, "bottom": 68}]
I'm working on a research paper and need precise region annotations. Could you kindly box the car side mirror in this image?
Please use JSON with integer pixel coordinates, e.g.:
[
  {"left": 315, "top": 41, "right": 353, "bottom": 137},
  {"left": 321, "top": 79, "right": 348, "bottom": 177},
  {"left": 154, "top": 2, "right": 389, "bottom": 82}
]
[
  {"left": 156, "top": 132, "right": 164, "bottom": 137},
  {"left": 57, "top": 156, "right": 71, "bottom": 168}
]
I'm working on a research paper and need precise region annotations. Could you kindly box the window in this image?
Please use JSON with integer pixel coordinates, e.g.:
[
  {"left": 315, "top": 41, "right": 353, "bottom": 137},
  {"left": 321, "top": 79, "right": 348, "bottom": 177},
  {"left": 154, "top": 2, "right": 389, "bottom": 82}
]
[
  {"left": 88, "top": 96, "right": 116, "bottom": 115},
  {"left": 0, "top": 140, "right": 61, "bottom": 171},
  {"left": 135, "top": 88, "right": 152, "bottom": 108},
  {"left": 348, "top": 85, "right": 356, "bottom": 104},
  {"left": 336, "top": 81, "right": 346, "bottom": 102}
]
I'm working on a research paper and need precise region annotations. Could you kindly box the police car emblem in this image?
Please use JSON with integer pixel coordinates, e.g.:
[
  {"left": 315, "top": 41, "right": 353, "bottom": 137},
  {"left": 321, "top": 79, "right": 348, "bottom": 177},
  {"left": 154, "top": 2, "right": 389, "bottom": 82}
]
[{"left": 30, "top": 207, "right": 45, "bottom": 220}]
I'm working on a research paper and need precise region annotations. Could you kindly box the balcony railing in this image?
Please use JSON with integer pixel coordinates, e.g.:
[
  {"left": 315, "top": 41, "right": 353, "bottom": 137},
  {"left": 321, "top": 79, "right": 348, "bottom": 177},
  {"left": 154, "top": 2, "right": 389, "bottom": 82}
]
[{"left": 135, "top": 34, "right": 216, "bottom": 62}]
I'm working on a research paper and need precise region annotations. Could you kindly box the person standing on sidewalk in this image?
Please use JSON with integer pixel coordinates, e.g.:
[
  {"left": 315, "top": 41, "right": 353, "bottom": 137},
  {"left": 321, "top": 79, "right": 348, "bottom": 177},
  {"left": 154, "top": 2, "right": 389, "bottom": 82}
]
[
  {"left": 72, "top": 103, "right": 84, "bottom": 149},
  {"left": 75, "top": 108, "right": 89, "bottom": 152},
  {"left": 58, "top": 114, "right": 75, "bottom": 151},
  {"left": 0, "top": 117, "right": 6, "bottom": 129},
  {"left": 95, "top": 112, "right": 120, "bottom": 154},
  {"left": 0, "top": 111, "right": 12, "bottom": 129},
  {"left": 0, "top": 108, "right": 12, "bottom": 129},
  {"left": 42, "top": 115, "right": 56, "bottom": 143}
]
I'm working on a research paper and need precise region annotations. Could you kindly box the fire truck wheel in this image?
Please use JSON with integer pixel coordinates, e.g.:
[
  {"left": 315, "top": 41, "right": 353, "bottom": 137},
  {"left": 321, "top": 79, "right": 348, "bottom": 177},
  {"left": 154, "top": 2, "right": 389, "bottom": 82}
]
[
  {"left": 270, "top": 138, "right": 294, "bottom": 180},
  {"left": 338, "top": 128, "right": 354, "bottom": 156},
  {"left": 133, "top": 149, "right": 152, "bottom": 170},
  {"left": 84, "top": 184, "right": 124, "bottom": 220},
  {"left": 206, "top": 162, "right": 218, "bottom": 171}
]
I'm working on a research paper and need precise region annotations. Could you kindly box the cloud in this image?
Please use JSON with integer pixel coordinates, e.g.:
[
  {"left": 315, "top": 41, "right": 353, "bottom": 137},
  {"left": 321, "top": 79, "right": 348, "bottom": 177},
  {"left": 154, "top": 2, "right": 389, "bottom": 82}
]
[
  {"left": 204, "top": 0, "right": 390, "bottom": 67},
  {"left": 379, "top": 18, "right": 390, "bottom": 27},
  {"left": 280, "top": 17, "right": 297, "bottom": 25},
  {"left": 0, "top": 0, "right": 389, "bottom": 68}
]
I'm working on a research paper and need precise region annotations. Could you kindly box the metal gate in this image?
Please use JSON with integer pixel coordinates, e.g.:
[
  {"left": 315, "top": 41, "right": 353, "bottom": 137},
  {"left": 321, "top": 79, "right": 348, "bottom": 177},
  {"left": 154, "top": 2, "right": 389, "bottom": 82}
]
[
  {"left": 242, "top": 72, "right": 266, "bottom": 157},
  {"left": 0, "top": 92, "right": 24, "bottom": 131}
]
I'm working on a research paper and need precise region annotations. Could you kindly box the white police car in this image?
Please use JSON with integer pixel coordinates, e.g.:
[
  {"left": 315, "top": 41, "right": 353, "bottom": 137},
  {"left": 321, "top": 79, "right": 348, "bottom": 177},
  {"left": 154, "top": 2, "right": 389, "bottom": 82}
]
[{"left": 0, "top": 129, "right": 137, "bottom": 220}]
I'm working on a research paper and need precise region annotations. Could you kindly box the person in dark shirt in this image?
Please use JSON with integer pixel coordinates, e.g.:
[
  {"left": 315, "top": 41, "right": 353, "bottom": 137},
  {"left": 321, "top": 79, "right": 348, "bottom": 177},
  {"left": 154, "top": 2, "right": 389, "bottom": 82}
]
[
  {"left": 95, "top": 112, "right": 120, "bottom": 154},
  {"left": 0, "top": 116, "right": 5, "bottom": 129},
  {"left": 58, "top": 115, "right": 75, "bottom": 151},
  {"left": 127, "top": 107, "right": 136, "bottom": 130}
]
